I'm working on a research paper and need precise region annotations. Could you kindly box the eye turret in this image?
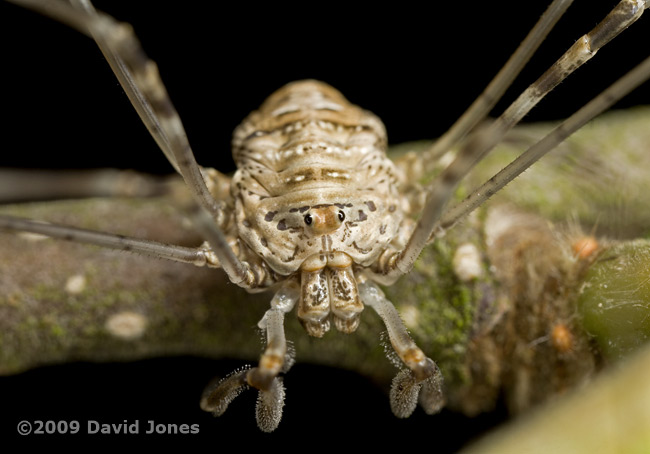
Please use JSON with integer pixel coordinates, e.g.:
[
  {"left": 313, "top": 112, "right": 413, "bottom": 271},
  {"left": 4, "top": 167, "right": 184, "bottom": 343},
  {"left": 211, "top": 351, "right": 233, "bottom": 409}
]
[{"left": 303, "top": 206, "right": 345, "bottom": 234}]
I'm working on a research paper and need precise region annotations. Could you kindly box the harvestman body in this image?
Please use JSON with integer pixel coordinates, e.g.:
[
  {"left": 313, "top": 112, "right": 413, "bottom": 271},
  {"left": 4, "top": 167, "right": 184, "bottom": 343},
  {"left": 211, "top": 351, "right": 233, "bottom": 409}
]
[{"left": 2, "top": 0, "right": 650, "bottom": 432}]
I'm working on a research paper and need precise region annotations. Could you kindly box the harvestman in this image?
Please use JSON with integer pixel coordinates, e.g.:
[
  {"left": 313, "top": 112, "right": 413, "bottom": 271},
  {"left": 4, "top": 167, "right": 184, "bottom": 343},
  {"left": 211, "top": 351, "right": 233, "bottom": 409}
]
[{"left": 1, "top": 0, "right": 649, "bottom": 432}]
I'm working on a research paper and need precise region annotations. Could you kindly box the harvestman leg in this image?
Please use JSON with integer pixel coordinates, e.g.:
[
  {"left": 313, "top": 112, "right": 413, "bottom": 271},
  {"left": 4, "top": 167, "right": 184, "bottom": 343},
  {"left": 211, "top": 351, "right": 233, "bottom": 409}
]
[
  {"left": 440, "top": 54, "right": 650, "bottom": 233},
  {"left": 420, "top": 0, "right": 574, "bottom": 166},
  {"left": 353, "top": 0, "right": 578, "bottom": 417},
  {"left": 363, "top": 0, "right": 650, "bottom": 413},
  {"left": 368, "top": 51, "right": 650, "bottom": 413},
  {"left": 0, "top": 168, "right": 170, "bottom": 203},
  {"left": 4, "top": 0, "right": 271, "bottom": 289},
  {"left": 372, "top": 0, "right": 649, "bottom": 284},
  {"left": 3, "top": 0, "right": 293, "bottom": 431},
  {"left": 0, "top": 214, "right": 227, "bottom": 267}
]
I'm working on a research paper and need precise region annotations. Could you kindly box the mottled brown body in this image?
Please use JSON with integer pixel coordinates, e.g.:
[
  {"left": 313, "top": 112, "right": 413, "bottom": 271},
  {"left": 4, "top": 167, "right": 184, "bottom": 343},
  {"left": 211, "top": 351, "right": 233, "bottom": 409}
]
[{"left": 229, "top": 80, "right": 408, "bottom": 335}]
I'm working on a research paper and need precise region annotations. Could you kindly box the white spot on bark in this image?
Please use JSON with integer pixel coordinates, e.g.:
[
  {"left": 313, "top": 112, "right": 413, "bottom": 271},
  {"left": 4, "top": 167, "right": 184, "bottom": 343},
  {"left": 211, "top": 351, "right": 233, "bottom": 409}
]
[
  {"left": 105, "top": 311, "right": 147, "bottom": 340},
  {"left": 65, "top": 274, "right": 86, "bottom": 294},
  {"left": 18, "top": 231, "right": 49, "bottom": 241},
  {"left": 439, "top": 150, "right": 456, "bottom": 168},
  {"left": 400, "top": 305, "right": 420, "bottom": 329},
  {"left": 453, "top": 243, "right": 483, "bottom": 281}
]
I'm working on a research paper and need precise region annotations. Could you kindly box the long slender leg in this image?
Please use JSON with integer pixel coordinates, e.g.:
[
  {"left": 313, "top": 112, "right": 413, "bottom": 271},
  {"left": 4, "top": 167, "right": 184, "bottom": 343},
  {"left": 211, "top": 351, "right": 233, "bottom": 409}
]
[
  {"left": 201, "top": 282, "right": 300, "bottom": 432},
  {"left": 0, "top": 168, "right": 170, "bottom": 203},
  {"left": 421, "top": 0, "right": 574, "bottom": 166},
  {"left": 0, "top": 214, "right": 219, "bottom": 267},
  {"left": 439, "top": 54, "right": 650, "bottom": 233},
  {"left": 68, "top": 0, "right": 180, "bottom": 174},
  {"left": 373, "top": 0, "right": 648, "bottom": 284},
  {"left": 0, "top": 212, "right": 281, "bottom": 289},
  {"left": 7, "top": 0, "right": 215, "bottom": 213},
  {"left": 359, "top": 280, "right": 445, "bottom": 418},
  {"left": 6, "top": 0, "right": 261, "bottom": 288}
]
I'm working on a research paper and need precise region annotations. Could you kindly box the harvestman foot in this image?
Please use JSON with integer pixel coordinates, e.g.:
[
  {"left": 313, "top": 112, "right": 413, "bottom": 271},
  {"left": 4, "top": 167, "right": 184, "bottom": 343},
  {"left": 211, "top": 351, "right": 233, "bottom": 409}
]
[
  {"left": 200, "top": 279, "right": 445, "bottom": 431},
  {"left": 359, "top": 281, "right": 445, "bottom": 418},
  {"left": 200, "top": 282, "right": 299, "bottom": 433}
]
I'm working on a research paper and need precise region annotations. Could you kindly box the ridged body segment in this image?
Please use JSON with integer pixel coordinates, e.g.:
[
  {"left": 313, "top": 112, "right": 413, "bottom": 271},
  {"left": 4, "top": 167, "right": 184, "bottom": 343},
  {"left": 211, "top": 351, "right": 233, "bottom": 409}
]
[{"left": 230, "top": 80, "right": 405, "bottom": 276}]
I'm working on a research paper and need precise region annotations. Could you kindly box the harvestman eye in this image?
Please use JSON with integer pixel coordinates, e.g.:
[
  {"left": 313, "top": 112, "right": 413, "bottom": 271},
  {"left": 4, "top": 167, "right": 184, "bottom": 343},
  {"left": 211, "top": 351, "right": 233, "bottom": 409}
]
[
  {"left": 338, "top": 210, "right": 345, "bottom": 222},
  {"left": 304, "top": 214, "right": 313, "bottom": 225}
]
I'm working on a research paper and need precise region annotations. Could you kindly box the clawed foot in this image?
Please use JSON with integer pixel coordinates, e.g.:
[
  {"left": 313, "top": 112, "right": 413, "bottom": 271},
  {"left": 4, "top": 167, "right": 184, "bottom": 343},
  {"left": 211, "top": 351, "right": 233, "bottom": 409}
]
[
  {"left": 389, "top": 358, "right": 445, "bottom": 418},
  {"left": 200, "top": 366, "right": 286, "bottom": 433},
  {"left": 201, "top": 280, "right": 445, "bottom": 431},
  {"left": 200, "top": 293, "right": 296, "bottom": 432},
  {"left": 359, "top": 281, "right": 446, "bottom": 418}
]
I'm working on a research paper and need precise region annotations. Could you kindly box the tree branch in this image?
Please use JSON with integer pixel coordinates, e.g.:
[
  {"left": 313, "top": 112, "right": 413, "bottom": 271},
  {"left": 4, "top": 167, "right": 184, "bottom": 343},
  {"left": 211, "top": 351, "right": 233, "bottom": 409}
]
[{"left": 0, "top": 108, "right": 649, "bottom": 441}]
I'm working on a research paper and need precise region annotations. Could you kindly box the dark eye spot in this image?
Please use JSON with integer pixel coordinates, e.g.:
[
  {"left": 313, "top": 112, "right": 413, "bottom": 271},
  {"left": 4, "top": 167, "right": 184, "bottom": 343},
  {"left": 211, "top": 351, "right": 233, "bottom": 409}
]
[
  {"left": 338, "top": 210, "right": 345, "bottom": 222},
  {"left": 304, "top": 214, "right": 313, "bottom": 225}
]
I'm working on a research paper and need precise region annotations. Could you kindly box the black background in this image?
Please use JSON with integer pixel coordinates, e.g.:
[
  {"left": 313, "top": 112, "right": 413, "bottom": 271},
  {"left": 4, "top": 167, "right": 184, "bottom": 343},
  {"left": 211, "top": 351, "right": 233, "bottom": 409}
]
[{"left": 1, "top": 1, "right": 648, "bottom": 450}]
